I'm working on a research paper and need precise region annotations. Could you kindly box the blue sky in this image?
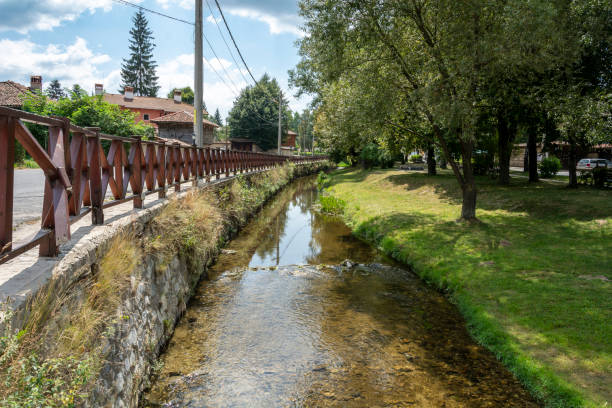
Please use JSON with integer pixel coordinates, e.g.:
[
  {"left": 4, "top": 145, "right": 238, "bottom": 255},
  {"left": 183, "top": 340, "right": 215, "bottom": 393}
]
[{"left": 0, "top": 0, "right": 309, "bottom": 118}]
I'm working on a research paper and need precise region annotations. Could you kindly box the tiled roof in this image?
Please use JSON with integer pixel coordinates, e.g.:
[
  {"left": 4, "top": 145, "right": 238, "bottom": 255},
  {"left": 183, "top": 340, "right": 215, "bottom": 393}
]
[
  {"left": 150, "top": 110, "right": 219, "bottom": 127},
  {"left": 103, "top": 93, "right": 205, "bottom": 115},
  {"left": 0, "top": 81, "right": 29, "bottom": 107}
]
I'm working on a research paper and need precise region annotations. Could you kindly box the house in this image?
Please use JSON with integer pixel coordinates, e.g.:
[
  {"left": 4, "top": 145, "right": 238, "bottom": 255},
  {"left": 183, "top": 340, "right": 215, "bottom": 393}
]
[
  {"left": 283, "top": 130, "right": 297, "bottom": 148},
  {"left": 150, "top": 110, "right": 218, "bottom": 145},
  {"left": 102, "top": 86, "right": 200, "bottom": 127},
  {"left": 229, "top": 138, "right": 264, "bottom": 152},
  {"left": 210, "top": 140, "right": 231, "bottom": 150},
  {"left": 0, "top": 76, "right": 41, "bottom": 108}
]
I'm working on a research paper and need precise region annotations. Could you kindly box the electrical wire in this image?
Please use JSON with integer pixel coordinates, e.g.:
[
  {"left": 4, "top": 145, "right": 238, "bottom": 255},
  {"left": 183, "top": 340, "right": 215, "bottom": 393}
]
[
  {"left": 204, "top": 0, "right": 252, "bottom": 87},
  {"left": 213, "top": 0, "right": 258, "bottom": 84}
]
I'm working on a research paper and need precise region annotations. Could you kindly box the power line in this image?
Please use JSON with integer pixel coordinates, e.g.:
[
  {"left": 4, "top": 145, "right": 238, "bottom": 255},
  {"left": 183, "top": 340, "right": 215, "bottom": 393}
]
[
  {"left": 111, "top": 0, "right": 194, "bottom": 25},
  {"left": 204, "top": 0, "right": 252, "bottom": 86},
  {"left": 213, "top": 0, "right": 258, "bottom": 84}
]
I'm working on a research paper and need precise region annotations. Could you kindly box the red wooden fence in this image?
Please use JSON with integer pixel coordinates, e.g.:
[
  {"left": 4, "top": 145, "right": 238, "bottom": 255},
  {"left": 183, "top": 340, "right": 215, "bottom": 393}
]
[{"left": 0, "top": 107, "right": 325, "bottom": 265}]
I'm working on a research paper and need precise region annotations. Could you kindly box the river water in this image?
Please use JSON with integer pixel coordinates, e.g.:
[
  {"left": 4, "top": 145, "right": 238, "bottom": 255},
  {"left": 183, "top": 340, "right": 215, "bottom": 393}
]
[{"left": 142, "top": 176, "right": 537, "bottom": 407}]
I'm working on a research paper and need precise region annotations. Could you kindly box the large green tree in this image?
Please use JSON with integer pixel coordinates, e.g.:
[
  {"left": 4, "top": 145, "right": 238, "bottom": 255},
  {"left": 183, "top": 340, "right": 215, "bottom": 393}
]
[
  {"left": 292, "top": 0, "right": 575, "bottom": 220},
  {"left": 120, "top": 11, "right": 160, "bottom": 97},
  {"left": 228, "top": 74, "right": 290, "bottom": 151}
]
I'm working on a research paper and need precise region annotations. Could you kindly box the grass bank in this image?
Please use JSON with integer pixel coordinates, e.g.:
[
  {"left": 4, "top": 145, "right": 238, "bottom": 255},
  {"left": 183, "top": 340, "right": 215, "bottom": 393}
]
[{"left": 323, "top": 168, "right": 611, "bottom": 408}]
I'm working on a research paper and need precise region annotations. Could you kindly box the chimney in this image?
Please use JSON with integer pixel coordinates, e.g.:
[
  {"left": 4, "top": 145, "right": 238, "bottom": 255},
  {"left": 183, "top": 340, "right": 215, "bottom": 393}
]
[
  {"left": 94, "top": 83, "right": 104, "bottom": 96},
  {"left": 173, "top": 89, "right": 182, "bottom": 103},
  {"left": 124, "top": 86, "right": 134, "bottom": 100},
  {"left": 30, "top": 75, "right": 42, "bottom": 92}
]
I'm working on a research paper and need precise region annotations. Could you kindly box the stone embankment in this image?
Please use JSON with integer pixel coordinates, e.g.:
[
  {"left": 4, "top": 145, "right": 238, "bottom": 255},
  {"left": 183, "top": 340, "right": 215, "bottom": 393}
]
[{"left": 0, "top": 161, "right": 329, "bottom": 407}]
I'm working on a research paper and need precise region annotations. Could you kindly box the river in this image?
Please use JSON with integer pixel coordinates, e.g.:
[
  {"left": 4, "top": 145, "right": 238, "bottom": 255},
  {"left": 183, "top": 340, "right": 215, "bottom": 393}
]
[{"left": 142, "top": 176, "right": 537, "bottom": 407}]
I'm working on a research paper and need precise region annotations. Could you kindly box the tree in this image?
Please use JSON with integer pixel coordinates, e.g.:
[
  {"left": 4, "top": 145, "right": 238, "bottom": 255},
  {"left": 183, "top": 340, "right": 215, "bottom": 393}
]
[
  {"left": 228, "top": 74, "right": 290, "bottom": 151},
  {"left": 167, "top": 86, "right": 194, "bottom": 105},
  {"left": 292, "top": 0, "right": 575, "bottom": 220},
  {"left": 70, "top": 84, "right": 87, "bottom": 100},
  {"left": 21, "top": 90, "right": 154, "bottom": 142},
  {"left": 45, "top": 80, "right": 66, "bottom": 100},
  {"left": 120, "top": 10, "right": 160, "bottom": 97},
  {"left": 213, "top": 108, "right": 223, "bottom": 126}
]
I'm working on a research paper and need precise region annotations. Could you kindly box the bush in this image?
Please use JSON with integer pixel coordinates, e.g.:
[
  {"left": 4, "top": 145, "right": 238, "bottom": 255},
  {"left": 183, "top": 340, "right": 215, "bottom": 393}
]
[
  {"left": 409, "top": 154, "right": 423, "bottom": 163},
  {"left": 378, "top": 150, "right": 395, "bottom": 169},
  {"left": 539, "top": 156, "right": 561, "bottom": 178},
  {"left": 316, "top": 171, "right": 331, "bottom": 190},
  {"left": 318, "top": 195, "right": 346, "bottom": 214},
  {"left": 472, "top": 152, "right": 494, "bottom": 176},
  {"left": 360, "top": 143, "right": 380, "bottom": 169}
]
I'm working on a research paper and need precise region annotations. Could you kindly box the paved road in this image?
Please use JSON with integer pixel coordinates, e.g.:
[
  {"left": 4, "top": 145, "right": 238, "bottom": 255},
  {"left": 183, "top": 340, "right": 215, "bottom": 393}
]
[{"left": 13, "top": 169, "right": 45, "bottom": 226}]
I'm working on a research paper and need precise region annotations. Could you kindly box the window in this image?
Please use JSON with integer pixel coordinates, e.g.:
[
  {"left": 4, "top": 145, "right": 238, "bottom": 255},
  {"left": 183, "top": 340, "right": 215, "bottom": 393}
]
[{"left": 144, "top": 114, "right": 150, "bottom": 120}]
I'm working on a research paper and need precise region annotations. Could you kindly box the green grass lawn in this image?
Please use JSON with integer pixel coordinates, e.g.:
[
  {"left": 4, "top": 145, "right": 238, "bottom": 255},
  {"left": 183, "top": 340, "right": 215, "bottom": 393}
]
[{"left": 326, "top": 168, "right": 611, "bottom": 408}]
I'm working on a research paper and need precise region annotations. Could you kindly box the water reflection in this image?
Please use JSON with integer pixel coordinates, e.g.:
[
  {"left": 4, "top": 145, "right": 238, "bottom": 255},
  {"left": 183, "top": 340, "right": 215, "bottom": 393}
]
[{"left": 142, "top": 177, "right": 537, "bottom": 407}]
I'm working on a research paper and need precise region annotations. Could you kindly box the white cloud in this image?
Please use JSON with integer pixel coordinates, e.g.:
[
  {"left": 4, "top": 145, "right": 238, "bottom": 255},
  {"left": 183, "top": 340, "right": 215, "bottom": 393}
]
[
  {"left": 226, "top": 8, "right": 304, "bottom": 37},
  {"left": 206, "top": 14, "right": 222, "bottom": 24},
  {"left": 0, "top": 37, "right": 117, "bottom": 93},
  {"left": 0, "top": 0, "right": 142, "bottom": 33},
  {"left": 157, "top": 53, "right": 247, "bottom": 118},
  {"left": 153, "top": 0, "right": 303, "bottom": 36},
  {"left": 156, "top": 0, "right": 192, "bottom": 10}
]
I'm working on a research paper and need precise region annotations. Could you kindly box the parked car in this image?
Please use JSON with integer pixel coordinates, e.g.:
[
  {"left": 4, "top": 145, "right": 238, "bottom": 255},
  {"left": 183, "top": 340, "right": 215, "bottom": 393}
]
[{"left": 577, "top": 158, "right": 608, "bottom": 171}]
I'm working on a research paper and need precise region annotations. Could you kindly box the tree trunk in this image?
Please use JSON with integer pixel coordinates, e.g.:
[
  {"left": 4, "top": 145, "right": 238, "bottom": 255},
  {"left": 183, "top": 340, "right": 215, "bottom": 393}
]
[
  {"left": 568, "top": 137, "right": 578, "bottom": 188},
  {"left": 497, "top": 114, "right": 511, "bottom": 185},
  {"left": 460, "top": 141, "right": 477, "bottom": 220},
  {"left": 528, "top": 132, "right": 539, "bottom": 182},
  {"left": 461, "top": 184, "right": 477, "bottom": 220},
  {"left": 427, "top": 144, "right": 436, "bottom": 175},
  {"left": 523, "top": 146, "right": 528, "bottom": 172}
]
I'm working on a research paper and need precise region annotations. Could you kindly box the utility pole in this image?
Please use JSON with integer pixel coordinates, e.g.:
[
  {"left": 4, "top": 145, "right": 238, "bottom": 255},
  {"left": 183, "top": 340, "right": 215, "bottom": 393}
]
[
  {"left": 277, "top": 89, "right": 282, "bottom": 155},
  {"left": 194, "top": 0, "right": 204, "bottom": 146}
]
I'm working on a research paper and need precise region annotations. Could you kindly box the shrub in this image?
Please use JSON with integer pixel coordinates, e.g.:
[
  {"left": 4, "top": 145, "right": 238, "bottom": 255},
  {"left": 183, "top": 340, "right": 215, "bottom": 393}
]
[
  {"left": 317, "top": 171, "right": 331, "bottom": 190},
  {"left": 318, "top": 195, "right": 346, "bottom": 214},
  {"left": 409, "top": 154, "right": 423, "bottom": 163},
  {"left": 358, "top": 143, "right": 378, "bottom": 169},
  {"left": 472, "top": 152, "right": 494, "bottom": 176},
  {"left": 539, "top": 156, "right": 561, "bottom": 178},
  {"left": 378, "top": 150, "right": 395, "bottom": 169}
]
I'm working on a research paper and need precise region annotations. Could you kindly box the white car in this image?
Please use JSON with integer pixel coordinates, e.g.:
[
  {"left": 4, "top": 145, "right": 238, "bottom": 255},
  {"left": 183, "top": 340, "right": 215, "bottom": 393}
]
[{"left": 577, "top": 158, "right": 608, "bottom": 171}]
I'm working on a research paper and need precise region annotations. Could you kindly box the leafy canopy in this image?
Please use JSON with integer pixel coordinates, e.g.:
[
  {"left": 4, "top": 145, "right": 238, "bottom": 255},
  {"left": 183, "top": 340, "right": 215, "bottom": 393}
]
[{"left": 228, "top": 74, "right": 290, "bottom": 151}]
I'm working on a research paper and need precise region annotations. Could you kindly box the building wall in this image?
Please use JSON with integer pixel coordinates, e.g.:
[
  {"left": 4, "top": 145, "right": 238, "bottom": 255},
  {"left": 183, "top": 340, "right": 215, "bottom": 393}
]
[
  {"left": 120, "top": 107, "right": 165, "bottom": 127},
  {"left": 158, "top": 124, "right": 194, "bottom": 145},
  {"left": 158, "top": 124, "right": 215, "bottom": 146}
]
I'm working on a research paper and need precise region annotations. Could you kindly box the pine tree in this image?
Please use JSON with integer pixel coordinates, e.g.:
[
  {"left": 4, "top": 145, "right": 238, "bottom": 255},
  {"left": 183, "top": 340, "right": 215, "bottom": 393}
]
[
  {"left": 120, "top": 11, "right": 160, "bottom": 97},
  {"left": 213, "top": 108, "right": 223, "bottom": 126},
  {"left": 46, "top": 79, "right": 66, "bottom": 99}
]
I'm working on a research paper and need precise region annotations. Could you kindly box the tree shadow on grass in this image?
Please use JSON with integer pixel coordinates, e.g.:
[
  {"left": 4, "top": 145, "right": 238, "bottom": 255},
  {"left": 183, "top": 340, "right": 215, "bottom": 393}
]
[{"left": 384, "top": 172, "right": 612, "bottom": 221}]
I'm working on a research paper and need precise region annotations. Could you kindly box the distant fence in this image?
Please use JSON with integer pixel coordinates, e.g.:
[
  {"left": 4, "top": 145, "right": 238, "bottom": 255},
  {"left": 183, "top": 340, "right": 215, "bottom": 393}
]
[{"left": 0, "top": 106, "right": 326, "bottom": 265}]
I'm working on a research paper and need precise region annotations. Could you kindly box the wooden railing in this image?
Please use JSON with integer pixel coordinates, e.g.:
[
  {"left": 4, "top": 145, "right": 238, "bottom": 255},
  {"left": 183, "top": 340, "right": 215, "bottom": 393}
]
[{"left": 0, "top": 107, "right": 325, "bottom": 265}]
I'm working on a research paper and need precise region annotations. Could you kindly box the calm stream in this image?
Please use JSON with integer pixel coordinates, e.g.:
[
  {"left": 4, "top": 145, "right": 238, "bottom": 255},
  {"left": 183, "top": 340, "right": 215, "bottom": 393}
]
[{"left": 143, "top": 176, "right": 537, "bottom": 407}]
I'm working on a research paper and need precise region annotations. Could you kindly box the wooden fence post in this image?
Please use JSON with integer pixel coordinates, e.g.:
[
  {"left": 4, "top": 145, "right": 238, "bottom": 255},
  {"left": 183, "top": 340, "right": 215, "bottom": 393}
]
[
  {"left": 40, "top": 124, "right": 72, "bottom": 255},
  {"left": 87, "top": 128, "right": 104, "bottom": 225},
  {"left": 157, "top": 143, "right": 167, "bottom": 199},
  {"left": 0, "top": 116, "right": 15, "bottom": 255}
]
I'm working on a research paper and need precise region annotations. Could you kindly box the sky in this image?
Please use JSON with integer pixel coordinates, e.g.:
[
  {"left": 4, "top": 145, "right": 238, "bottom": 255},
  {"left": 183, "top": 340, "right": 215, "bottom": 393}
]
[{"left": 0, "top": 0, "right": 310, "bottom": 119}]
